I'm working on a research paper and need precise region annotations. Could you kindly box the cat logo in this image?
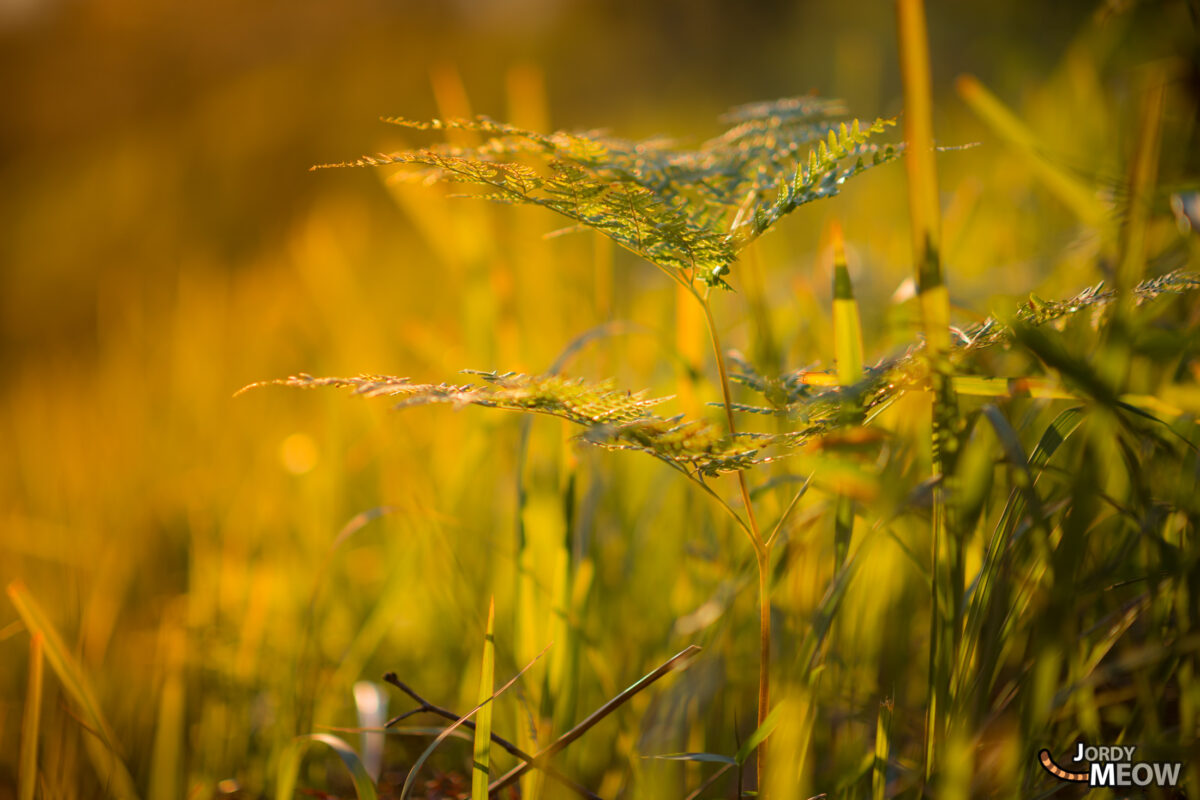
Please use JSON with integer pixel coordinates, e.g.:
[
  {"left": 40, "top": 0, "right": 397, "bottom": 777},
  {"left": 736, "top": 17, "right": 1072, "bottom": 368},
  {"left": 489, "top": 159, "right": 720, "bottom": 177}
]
[{"left": 1039, "top": 744, "right": 1184, "bottom": 789}]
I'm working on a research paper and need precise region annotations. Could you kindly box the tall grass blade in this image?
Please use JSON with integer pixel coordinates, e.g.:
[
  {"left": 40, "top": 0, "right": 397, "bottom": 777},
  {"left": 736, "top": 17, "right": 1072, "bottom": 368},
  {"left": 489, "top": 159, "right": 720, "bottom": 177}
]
[
  {"left": 957, "top": 407, "right": 1084, "bottom": 720},
  {"left": 872, "top": 698, "right": 893, "bottom": 800},
  {"left": 796, "top": 552, "right": 860, "bottom": 676},
  {"left": 950, "top": 376, "right": 1074, "bottom": 400},
  {"left": 275, "top": 733, "right": 379, "bottom": 800},
  {"left": 898, "top": 0, "right": 960, "bottom": 780},
  {"left": 830, "top": 221, "right": 864, "bottom": 387},
  {"left": 764, "top": 690, "right": 815, "bottom": 800},
  {"left": 831, "top": 219, "right": 863, "bottom": 570},
  {"left": 18, "top": 632, "right": 43, "bottom": 800},
  {"left": 897, "top": 0, "right": 947, "bottom": 354},
  {"left": 149, "top": 625, "right": 186, "bottom": 800},
  {"left": 6, "top": 581, "right": 140, "bottom": 800},
  {"left": 734, "top": 702, "right": 783, "bottom": 766},
  {"left": 472, "top": 597, "right": 496, "bottom": 800},
  {"left": 1105, "top": 65, "right": 1167, "bottom": 390},
  {"left": 1116, "top": 66, "right": 1166, "bottom": 297},
  {"left": 956, "top": 74, "right": 1107, "bottom": 226}
]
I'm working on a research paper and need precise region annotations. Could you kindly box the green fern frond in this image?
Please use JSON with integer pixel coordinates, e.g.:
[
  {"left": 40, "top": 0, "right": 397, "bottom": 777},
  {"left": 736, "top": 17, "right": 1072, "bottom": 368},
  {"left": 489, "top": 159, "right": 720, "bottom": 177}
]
[
  {"left": 245, "top": 371, "right": 669, "bottom": 423},
  {"left": 320, "top": 98, "right": 900, "bottom": 287},
  {"left": 730, "top": 270, "right": 1200, "bottom": 414},
  {"left": 235, "top": 373, "right": 469, "bottom": 401},
  {"left": 732, "top": 119, "right": 901, "bottom": 245},
  {"left": 954, "top": 269, "right": 1200, "bottom": 353},
  {"left": 243, "top": 370, "right": 823, "bottom": 476},
  {"left": 334, "top": 139, "right": 737, "bottom": 285},
  {"left": 709, "top": 95, "right": 848, "bottom": 151},
  {"left": 728, "top": 351, "right": 819, "bottom": 411}
]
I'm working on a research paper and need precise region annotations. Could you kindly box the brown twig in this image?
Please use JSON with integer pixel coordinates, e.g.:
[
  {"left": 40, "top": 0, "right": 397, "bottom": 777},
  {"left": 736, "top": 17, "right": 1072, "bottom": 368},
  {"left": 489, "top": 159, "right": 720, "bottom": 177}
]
[
  {"left": 682, "top": 762, "right": 734, "bottom": 800},
  {"left": 381, "top": 673, "right": 603, "bottom": 800}
]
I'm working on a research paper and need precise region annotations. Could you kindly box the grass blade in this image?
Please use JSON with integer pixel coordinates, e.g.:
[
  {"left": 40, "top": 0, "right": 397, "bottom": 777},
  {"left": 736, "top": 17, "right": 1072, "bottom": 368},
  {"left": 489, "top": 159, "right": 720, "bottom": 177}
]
[
  {"left": 980, "top": 405, "right": 1045, "bottom": 522},
  {"left": 149, "top": 625, "right": 185, "bottom": 800},
  {"left": 951, "top": 376, "right": 1074, "bottom": 400},
  {"left": 830, "top": 220, "right": 864, "bottom": 387},
  {"left": 275, "top": 733, "right": 379, "bottom": 800},
  {"left": 957, "top": 407, "right": 1085, "bottom": 718},
  {"left": 734, "top": 702, "right": 783, "bottom": 766},
  {"left": 898, "top": 0, "right": 948, "bottom": 357},
  {"left": 1028, "top": 406, "right": 1086, "bottom": 472},
  {"left": 1116, "top": 66, "right": 1166, "bottom": 296},
  {"left": 956, "top": 74, "right": 1107, "bottom": 226},
  {"left": 648, "top": 752, "right": 737, "bottom": 765},
  {"left": 6, "top": 580, "right": 140, "bottom": 800},
  {"left": 872, "top": 698, "right": 893, "bottom": 800},
  {"left": 472, "top": 598, "right": 496, "bottom": 800},
  {"left": 19, "top": 632, "right": 43, "bottom": 800},
  {"left": 831, "top": 219, "right": 863, "bottom": 570},
  {"left": 898, "top": 0, "right": 960, "bottom": 780},
  {"left": 796, "top": 552, "right": 861, "bottom": 676}
]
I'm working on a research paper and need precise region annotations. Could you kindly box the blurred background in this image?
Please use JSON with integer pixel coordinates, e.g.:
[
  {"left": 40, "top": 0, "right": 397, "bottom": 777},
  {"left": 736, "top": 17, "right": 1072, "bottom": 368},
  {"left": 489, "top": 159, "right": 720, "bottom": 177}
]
[{"left": 2, "top": 0, "right": 1197, "bottom": 797}]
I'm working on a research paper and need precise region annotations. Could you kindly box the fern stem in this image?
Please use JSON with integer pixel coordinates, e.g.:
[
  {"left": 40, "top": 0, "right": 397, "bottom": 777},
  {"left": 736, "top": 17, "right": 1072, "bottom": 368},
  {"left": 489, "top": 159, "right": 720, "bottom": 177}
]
[
  {"left": 755, "top": 547, "right": 771, "bottom": 791},
  {"left": 691, "top": 475, "right": 754, "bottom": 540},
  {"left": 697, "top": 287, "right": 771, "bottom": 791},
  {"left": 698, "top": 291, "right": 767, "bottom": 559}
]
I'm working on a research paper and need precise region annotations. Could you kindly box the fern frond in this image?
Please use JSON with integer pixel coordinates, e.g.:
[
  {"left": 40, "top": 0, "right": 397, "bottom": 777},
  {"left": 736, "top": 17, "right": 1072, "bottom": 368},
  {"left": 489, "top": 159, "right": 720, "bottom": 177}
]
[
  {"left": 234, "top": 373, "right": 454, "bottom": 400},
  {"left": 954, "top": 269, "right": 1200, "bottom": 353},
  {"left": 729, "top": 270, "right": 1200, "bottom": 415},
  {"left": 335, "top": 138, "right": 737, "bottom": 285},
  {"left": 243, "top": 370, "right": 826, "bottom": 476},
  {"left": 322, "top": 97, "right": 901, "bottom": 287},
  {"left": 248, "top": 371, "right": 669, "bottom": 422},
  {"left": 731, "top": 119, "right": 901, "bottom": 245},
  {"left": 712, "top": 95, "right": 848, "bottom": 148}
]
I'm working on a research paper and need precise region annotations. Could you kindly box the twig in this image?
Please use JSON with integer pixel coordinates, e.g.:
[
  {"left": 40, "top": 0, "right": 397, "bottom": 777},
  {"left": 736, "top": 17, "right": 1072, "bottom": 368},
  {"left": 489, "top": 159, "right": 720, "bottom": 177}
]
[
  {"left": 381, "top": 673, "right": 602, "bottom": 800},
  {"left": 764, "top": 475, "right": 812, "bottom": 548},
  {"left": 682, "top": 762, "right": 733, "bottom": 800}
]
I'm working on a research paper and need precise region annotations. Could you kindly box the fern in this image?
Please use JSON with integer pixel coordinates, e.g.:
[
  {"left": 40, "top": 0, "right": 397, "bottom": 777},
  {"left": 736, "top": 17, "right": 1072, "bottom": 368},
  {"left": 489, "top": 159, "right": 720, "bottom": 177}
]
[
  {"left": 318, "top": 96, "right": 898, "bottom": 287},
  {"left": 729, "top": 118, "right": 901, "bottom": 245},
  {"left": 726, "top": 270, "right": 1200, "bottom": 415},
  {"left": 243, "top": 370, "right": 800, "bottom": 476}
]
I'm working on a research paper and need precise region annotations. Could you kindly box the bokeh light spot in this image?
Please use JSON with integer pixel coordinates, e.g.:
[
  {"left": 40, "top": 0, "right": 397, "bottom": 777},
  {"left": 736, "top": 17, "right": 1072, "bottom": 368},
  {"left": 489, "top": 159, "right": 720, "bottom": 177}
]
[{"left": 279, "top": 432, "right": 318, "bottom": 475}]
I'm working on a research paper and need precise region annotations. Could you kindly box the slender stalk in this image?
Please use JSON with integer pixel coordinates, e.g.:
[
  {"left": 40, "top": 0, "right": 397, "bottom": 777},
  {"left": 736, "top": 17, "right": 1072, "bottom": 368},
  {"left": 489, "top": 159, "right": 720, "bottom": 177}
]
[
  {"left": 754, "top": 547, "right": 771, "bottom": 787},
  {"left": 19, "top": 633, "right": 43, "bottom": 800},
  {"left": 898, "top": 0, "right": 959, "bottom": 782},
  {"left": 696, "top": 285, "right": 771, "bottom": 791},
  {"left": 1105, "top": 66, "right": 1166, "bottom": 389},
  {"left": 697, "top": 288, "right": 767, "bottom": 559}
]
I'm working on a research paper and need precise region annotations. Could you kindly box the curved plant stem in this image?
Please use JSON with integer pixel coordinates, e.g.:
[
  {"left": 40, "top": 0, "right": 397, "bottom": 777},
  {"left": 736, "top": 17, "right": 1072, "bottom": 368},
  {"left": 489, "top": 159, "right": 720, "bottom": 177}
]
[
  {"left": 898, "top": 0, "right": 958, "bottom": 783},
  {"left": 695, "top": 284, "right": 771, "bottom": 792}
]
